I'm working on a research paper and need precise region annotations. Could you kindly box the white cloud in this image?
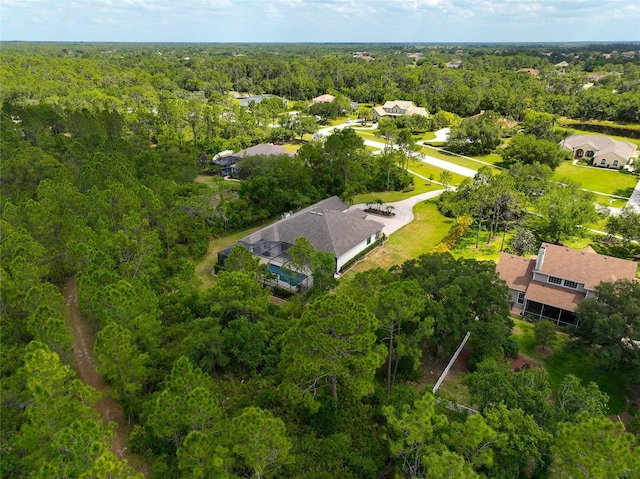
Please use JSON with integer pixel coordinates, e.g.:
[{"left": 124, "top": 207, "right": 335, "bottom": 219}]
[{"left": 1, "top": 0, "right": 638, "bottom": 42}]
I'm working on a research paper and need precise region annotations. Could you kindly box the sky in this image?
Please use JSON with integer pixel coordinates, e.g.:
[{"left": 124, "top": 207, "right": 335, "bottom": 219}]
[{"left": 1, "top": 0, "right": 639, "bottom": 43}]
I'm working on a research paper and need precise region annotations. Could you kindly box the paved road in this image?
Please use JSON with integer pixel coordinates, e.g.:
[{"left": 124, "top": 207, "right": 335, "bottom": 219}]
[
  {"left": 362, "top": 138, "right": 477, "bottom": 178},
  {"left": 627, "top": 179, "right": 640, "bottom": 212},
  {"left": 350, "top": 189, "right": 446, "bottom": 236},
  {"left": 424, "top": 127, "right": 451, "bottom": 143}
]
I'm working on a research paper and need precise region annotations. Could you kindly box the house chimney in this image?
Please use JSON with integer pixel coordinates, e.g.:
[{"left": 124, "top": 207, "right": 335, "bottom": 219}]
[{"left": 534, "top": 246, "right": 546, "bottom": 270}]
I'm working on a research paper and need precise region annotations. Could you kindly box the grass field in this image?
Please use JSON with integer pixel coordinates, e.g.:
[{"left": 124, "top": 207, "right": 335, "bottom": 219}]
[
  {"left": 341, "top": 199, "right": 452, "bottom": 280},
  {"left": 552, "top": 162, "right": 638, "bottom": 197},
  {"left": 512, "top": 319, "right": 627, "bottom": 414}
]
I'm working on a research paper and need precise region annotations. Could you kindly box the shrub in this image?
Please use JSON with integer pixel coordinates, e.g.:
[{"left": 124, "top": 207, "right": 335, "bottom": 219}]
[{"left": 435, "top": 215, "right": 473, "bottom": 252}]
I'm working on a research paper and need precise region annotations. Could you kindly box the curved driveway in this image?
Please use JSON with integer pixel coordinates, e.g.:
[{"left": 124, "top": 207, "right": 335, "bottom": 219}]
[{"left": 350, "top": 189, "right": 446, "bottom": 236}]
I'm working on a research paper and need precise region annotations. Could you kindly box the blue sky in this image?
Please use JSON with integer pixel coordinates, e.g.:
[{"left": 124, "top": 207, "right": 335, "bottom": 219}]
[{"left": 1, "top": 0, "right": 639, "bottom": 43}]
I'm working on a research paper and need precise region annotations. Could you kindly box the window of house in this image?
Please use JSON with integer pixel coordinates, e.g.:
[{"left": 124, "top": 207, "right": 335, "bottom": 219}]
[
  {"left": 576, "top": 149, "right": 584, "bottom": 158},
  {"left": 600, "top": 158, "right": 606, "bottom": 165},
  {"left": 564, "top": 280, "right": 578, "bottom": 289},
  {"left": 548, "top": 276, "right": 562, "bottom": 285},
  {"left": 517, "top": 291, "right": 525, "bottom": 304},
  {"left": 613, "top": 160, "right": 619, "bottom": 168},
  {"left": 367, "top": 236, "right": 372, "bottom": 245},
  {"left": 586, "top": 150, "right": 595, "bottom": 157}
]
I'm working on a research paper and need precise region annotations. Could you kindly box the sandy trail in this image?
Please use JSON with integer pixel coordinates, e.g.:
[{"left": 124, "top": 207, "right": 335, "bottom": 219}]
[{"left": 64, "top": 278, "right": 149, "bottom": 476}]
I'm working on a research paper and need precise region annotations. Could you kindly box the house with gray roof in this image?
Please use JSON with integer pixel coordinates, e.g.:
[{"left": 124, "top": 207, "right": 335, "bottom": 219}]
[
  {"left": 372, "top": 100, "right": 429, "bottom": 121},
  {"left": 217, "top": 196, "right": 384, "bottom": 290},
  {"left": 212, "top": 143, "right": 295, "bottom": 176},
  {"left": 561, "top": 135, "right": 637, "bottom": 170}
]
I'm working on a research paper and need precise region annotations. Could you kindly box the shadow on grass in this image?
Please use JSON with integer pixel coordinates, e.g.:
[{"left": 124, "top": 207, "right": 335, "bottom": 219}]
[{"left": 613, "top": 185, "right": 637, "bottom": 198}]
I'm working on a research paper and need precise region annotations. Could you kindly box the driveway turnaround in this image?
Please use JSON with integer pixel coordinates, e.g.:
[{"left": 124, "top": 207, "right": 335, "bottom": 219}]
[{"left": 350, "top": 190, "right": 446, "bottom": 236}]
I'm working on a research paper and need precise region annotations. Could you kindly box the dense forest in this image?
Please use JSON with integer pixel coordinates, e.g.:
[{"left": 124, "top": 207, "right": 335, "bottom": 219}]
[{"left": 1, "top": 42, "right": 639, "bottom": 478}]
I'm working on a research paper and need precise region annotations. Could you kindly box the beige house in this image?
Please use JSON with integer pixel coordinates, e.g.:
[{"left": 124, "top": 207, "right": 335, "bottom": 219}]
[
  {"left": 372, "top": 101, "right": 429, "bottom": 121},
  {"left": 312, "top": 94, "right": 336, "bottom": 104},
  {"left": 497, "top": 243, "right": 638, "bottom": 327},
  {"left": 561, "top": 135, "right": 637, "bottom": 169}
]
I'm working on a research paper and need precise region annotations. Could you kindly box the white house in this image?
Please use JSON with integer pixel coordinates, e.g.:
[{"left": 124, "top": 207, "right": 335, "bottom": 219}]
[
  {"left": 372, "top": 101, "right": 429, "bottom": 121},
  {"left": 217, "top": 197, "right": 384, "bottom": 291}
]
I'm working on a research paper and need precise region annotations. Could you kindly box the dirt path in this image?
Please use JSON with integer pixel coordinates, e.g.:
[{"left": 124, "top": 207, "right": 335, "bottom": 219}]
[{"left": 63, "top": 278, "right": 149, "bottom": 476}]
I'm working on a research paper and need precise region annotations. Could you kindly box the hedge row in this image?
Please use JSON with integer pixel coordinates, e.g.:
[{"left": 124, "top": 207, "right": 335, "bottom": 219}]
[
  {"left": 339, "top": 235, "right": 386, "bottom": 273},
  {"left": 433, "top": 215, "right": 473, "bottom": 253}
]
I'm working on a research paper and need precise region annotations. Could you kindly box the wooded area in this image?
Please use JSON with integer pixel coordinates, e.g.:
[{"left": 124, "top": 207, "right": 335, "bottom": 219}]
[{"left": 1, "top": 42, "right": 639, "bottom": 478}]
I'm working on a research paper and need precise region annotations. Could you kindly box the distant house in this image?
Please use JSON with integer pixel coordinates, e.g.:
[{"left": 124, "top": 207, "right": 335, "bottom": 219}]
[
  {"left": 497, "top": 243, "right": 638, "bottom": 327},
  {"left": 555, "top": 61, "right": 569, "bottom": 68},
  {"left": 561, "top": 135, "right": 637, "bottom": 170},
  {"left": 445, "top": 60, "right": 462, "bottom": 69},
  {"left": 312, "top": 94, "right": 336, "bottom": 104},
  {"left": 217, "top": 196, "right": 384, "bottom": 291},
  {"left": 212, "top": 143, "right": 294, "bottom": 176},
  {"left": 372, "top": 100, "right": 429, "bottom": 121},
  {"left": 238, "top": 94, "right": 289, "bottom": 107},
  {"left": 518, "top": 68, "right": 539, "bottom": 76},
  {"left": 239, "top": 95, "right": 266, "bottom": 107}
]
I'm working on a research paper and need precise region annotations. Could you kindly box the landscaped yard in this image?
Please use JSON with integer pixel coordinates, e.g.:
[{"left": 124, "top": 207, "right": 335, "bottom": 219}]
[
  {"left": 341, "top": 199, "right": 452, "bottom": 279},
  {"left": 512, "top": 319, "right": 627, "bottom": 414},
  {"left": 552, "top": 161, "right": 638, "bottom": 197}
]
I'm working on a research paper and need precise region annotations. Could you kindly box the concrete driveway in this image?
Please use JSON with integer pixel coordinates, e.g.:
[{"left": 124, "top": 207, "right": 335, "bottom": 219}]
[{"left": 350, "top": 189, "right": 446, "bottom": 236}]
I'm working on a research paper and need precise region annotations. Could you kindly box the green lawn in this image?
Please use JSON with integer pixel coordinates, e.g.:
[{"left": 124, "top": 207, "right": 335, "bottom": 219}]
[
  {"left": 552, "top": 162, "right": 638, "bottom": 197},
  {"left": 469, "top": 153, "right": 506, "bottom": 166},
  {"left": 353, "top": 176, "right": 441, "bottom": 205},
  {"left": 340, "top": 199, "right": 452, "bottom": 280},
  {"left": 420, "top": 145, "right": 497, "bottom": 172},
  {"left": 512, "top": 319, "right": 627, "bottom": 414},
  {"left": 410, "top": 161, "right": 468, "bottom": 186},
  {"left": 195, "top": 221, "right": 273, "bottom": 289},
  {"left": 451, "top": 227, "right": 514, "bottom": 263}
]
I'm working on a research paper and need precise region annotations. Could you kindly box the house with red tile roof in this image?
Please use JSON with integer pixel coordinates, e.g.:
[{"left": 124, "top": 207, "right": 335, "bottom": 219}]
[{"left": 496, "top": 243, "right": 637, "bottom": 327}]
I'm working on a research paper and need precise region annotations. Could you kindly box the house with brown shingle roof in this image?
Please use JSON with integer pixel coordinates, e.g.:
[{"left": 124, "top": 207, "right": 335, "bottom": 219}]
[
  {"left": 497, "top": 243, "right": 637, "bottom": 327},
  {"left": 217, "top": 197, "right": 384, "bottom": 291},
  {"left": 561, "top": 135, "right": 637, "bottom": 170}
]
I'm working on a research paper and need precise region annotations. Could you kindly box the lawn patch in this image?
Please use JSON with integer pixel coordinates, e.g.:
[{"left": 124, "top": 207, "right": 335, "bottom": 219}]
[
  {"left": 512, "top": 319, "right": 627, "bottom": 414},
  {"left": 341, "top": 199, "right": 452, "bottom": 278},
  {"left": 552, "top": 162, "right": 638, "bottom": 197},
  {"left": 195, "top": 221, "right": 274, "bottom": 289}
]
